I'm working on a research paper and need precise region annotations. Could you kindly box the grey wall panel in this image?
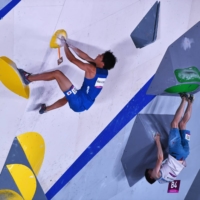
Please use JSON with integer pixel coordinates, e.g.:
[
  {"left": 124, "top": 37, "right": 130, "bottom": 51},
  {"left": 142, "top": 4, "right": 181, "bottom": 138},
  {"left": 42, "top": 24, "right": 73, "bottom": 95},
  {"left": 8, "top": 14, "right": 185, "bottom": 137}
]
[
  {"left": 147, "top": 48, "right": 176, "bottom": 95},
  {"left": 147, "top": 21, "right": 200, "bottom": 96},
  {"left": 185, "top": 169, "right": 200, "bottom": 200}
]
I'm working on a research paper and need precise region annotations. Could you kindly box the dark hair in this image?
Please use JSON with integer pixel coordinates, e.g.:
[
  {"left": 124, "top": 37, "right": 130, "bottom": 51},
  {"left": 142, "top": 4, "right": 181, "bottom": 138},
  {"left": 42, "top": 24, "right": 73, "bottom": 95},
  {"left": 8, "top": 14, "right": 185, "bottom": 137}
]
[
  {"left": 144, "top": 169, "right": 156, "bottom": 184},
  {"left": 102, "top": 50, "right": 117, "bottom": 70}
]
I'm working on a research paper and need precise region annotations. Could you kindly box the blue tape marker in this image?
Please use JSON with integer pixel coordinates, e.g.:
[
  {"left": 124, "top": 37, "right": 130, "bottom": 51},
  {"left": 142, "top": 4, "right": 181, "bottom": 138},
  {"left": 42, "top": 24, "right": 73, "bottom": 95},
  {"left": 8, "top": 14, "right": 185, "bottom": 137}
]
[
  {"left": 0, "top": 0, "right": 21, "bottom": 19},
  {"left": 46, "top": 76, "right": 155, "bottom": 199}
]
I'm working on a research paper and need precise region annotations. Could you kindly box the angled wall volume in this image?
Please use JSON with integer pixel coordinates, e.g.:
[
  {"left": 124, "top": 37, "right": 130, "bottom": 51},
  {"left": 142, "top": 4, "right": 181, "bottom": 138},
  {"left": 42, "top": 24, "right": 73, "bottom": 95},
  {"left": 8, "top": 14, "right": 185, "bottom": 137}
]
[
  {"left": 0, "top": 132, "right": 47, "bottom": 200},
  {"left": 185, "top": 169, "right": 200, "bottom": 200},
  {"left": 130, "top": 1, "right": 160, "bottom": 48},
  {"left": 147, "top": 21, "right": 200, "bottom": 96},
  {"left": 121, "top": 114, "right": 173, "bottom": 187}
]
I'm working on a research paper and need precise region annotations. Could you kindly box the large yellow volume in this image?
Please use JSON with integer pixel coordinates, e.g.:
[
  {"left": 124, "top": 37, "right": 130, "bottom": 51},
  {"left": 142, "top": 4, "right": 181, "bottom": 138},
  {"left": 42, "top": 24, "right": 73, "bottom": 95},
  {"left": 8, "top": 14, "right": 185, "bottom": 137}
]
[
  {"left": 0, "top": 190, "right": 23, "bottom": 200},
  {"left": 17, "top": 132, "right": 45, "bottom": 175},
  {"left": 7, "top": 164, "right": 37, "bottom": 200},
  {"left": 50, "top": 29, "right": 67, "bottom": 48},
  {"left": 0, "top": 57, "right": 30, "bottom": 99}
]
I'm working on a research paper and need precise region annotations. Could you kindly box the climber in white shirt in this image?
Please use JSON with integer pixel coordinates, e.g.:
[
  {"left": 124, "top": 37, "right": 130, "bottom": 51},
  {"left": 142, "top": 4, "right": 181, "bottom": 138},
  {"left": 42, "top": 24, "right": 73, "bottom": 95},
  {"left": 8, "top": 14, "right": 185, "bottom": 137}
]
[{"left": 145, "top": 93, "right": 194, "bottom": 184}]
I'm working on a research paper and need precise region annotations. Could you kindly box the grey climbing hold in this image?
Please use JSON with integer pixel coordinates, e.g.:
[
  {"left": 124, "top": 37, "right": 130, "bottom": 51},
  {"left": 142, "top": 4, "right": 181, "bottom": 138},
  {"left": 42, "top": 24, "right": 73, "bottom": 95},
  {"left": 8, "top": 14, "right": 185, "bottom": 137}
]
[{"left": 130, "top": 1, "right": 160, "bottom": 48}]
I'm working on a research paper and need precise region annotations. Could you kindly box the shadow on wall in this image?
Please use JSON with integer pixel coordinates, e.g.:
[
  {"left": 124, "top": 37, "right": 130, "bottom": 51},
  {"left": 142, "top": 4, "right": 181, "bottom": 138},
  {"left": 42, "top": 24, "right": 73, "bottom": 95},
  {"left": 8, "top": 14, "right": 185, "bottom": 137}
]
[
  {"left": 27, "top": 87, "right": 45, "bottom": 111},
  {"left": 94, "top": 38, "right": 138, "bottom": 104},
  {"left": 29, "top": 38, "right": 105, "bottom": 79},
  {"left": 112, "top": 38, "right": 137, "bottom": 76},
  {"left": 121, "top": 114, "right": 172, "bottom": 186},
  {"left": 36, "top": 48, "right": 53, "bottom": 73},
  {"left": 113, "top": 143, "right": 128, "bottom": 182},
  {"left": 125, "top": 142, "right": 168, "bottom": 185},
  {"left": 67, "top": 39, "right": 104, "bottom": 58}
]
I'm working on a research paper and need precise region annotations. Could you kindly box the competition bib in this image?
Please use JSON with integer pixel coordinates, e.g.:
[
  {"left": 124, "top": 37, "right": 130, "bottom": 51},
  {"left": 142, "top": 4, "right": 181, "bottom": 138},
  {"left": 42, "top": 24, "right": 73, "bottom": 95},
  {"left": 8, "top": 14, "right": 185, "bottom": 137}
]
[{"left": 95, "top": 78, "right": 106, "bottom": 88}]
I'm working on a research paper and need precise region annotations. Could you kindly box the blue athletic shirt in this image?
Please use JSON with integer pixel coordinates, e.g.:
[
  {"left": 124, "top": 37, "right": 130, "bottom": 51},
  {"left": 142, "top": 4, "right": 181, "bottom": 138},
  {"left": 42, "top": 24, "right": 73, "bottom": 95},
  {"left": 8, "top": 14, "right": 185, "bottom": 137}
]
[{"left": 79, "top": 67, "right": 108, "bottom": 110}]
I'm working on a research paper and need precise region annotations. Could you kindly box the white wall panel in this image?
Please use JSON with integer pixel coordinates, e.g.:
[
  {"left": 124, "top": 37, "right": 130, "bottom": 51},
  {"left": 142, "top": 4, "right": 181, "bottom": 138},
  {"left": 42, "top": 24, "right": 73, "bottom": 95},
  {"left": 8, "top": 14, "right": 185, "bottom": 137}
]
[{"left": 0, "top": 0, "right": 199, "bottom": 197}]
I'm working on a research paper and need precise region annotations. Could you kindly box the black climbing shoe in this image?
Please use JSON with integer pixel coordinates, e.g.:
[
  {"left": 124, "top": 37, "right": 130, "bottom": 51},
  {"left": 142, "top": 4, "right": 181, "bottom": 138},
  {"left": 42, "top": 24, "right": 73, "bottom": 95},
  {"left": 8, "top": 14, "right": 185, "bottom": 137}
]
[
  {"left": 179, "top": 93, "right": 189, "bottom": 99},
  {"left": 17, "top": 68, "right": 31, "bottom": 85},
  {"left": 188, "top": 94, "right": 194, "bottom": 103},
  {"left": 39, "top": 104, "right": 47, "bottom": 114}
]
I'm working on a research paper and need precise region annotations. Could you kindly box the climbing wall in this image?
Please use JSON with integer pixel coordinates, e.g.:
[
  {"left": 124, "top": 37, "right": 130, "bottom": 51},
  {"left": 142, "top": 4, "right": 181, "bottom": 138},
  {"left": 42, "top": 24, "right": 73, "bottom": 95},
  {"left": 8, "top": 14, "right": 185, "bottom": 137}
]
[{"left": 1, "top": 0, "right": 200, "bottom": 200}]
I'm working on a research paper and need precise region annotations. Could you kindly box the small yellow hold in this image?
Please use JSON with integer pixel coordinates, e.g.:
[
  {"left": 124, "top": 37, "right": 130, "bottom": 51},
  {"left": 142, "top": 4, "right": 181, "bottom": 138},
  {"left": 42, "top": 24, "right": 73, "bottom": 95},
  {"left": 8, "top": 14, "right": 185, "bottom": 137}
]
[
  {"left": 0, "top": 57, "right": 30, "bottom": 99},
  {"left": 7, "top": 164, "right": 37, "bottom": 200},
  {"left": 17, "top": 132, "right": 45, "bottom": 176},
  {"left": 0, "top": 190, "right": 23, "bottom": 200},
  {"left": 50, "top": 29, "right": 67, "bottom": 48}
]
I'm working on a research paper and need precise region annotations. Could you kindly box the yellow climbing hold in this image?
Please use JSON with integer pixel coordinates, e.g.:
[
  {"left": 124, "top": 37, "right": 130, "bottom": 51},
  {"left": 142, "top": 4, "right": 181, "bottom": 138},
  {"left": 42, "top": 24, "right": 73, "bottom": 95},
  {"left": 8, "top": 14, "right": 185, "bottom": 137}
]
[
  {"left": 7, "top": 164, "right": 37, "bottom": 200},
  {"left": 50, "top": 29, "right": 67, "bottom": 48},
  {"left": 17, "top": 132, "right": 45, "bottom": 175},
  {"left": 0, "top": 190, "right": 23, "bottom": 200},
  {"left": 0, "top": 57, "right": 30, "bottom": 99}
]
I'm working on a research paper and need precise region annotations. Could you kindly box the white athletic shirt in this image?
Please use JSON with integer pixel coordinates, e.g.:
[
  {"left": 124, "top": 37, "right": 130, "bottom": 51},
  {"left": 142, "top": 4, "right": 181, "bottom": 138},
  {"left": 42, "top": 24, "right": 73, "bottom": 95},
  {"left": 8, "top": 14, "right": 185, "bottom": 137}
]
[{"left": 157, "top": 155, "right": 185, "bottom": 184}]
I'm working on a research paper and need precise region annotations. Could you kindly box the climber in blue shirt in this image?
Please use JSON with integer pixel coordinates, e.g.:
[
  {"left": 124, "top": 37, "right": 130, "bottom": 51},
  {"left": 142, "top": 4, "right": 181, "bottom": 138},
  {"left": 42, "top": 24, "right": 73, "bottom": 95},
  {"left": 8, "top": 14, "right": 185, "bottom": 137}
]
[{"left": 18, "top": 37, "right": 117, "bottom": 114}]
